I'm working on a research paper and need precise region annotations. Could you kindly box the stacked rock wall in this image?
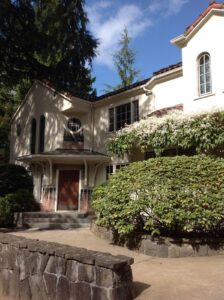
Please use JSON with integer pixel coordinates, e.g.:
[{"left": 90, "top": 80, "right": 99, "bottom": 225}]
[{"left": 0, "top": 233, "right": 134, "bottom": 300}]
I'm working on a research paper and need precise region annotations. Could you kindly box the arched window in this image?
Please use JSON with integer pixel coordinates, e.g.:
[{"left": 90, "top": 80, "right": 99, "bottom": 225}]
[
  {"left": 64, "top": 118, "right": 83, "bottom": 142},
  {"left": 39, "top": 115, "right": 45, "bottom": 153},
  {"left": 198, "top": 53, "right": 212, "bottom": 96},
  {"left": 30, "top": 118, "right": 36, "bottom": 154}
]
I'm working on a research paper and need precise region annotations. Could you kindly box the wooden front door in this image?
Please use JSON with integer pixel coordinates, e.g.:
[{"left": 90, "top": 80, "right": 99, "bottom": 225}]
[{"left": 58, "top": 170, "right": 79, "bottom": 210}]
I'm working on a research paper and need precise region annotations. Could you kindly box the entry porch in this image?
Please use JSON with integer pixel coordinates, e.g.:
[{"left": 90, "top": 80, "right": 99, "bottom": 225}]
[{"left": 16, "top": 149, "right": 110, "bottom": 213}]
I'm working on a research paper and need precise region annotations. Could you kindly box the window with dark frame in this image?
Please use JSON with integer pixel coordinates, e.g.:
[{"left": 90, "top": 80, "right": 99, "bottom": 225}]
[
  {"left": 108, "top": 100, "right": 139, "bottom": 132},
  {"left": 133, "top": 100, "right": 139, "bottom": 122},
  {"left": 106, "top": 165, "right": 113, "bottom": 180},
  {"left": 64, "top": 118, "right": 84, "bottom": 142},
  {"left": 109, "top": 108, "right": 115, "bottom": 132},
  {"left": 116, "top": 163, "right": 128, "bottom": 171},
  {"left": 145, "top": 147, "right": 196, "bottom": 160},
  {"left": 39, "top": 115, "right": 45, "bottom": 153},
  {"left": 30, "top": 118, "right": 36, "bottom": 154}
]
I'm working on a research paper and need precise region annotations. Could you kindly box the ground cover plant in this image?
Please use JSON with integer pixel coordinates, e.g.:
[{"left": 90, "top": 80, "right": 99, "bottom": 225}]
[
  {"left": 92, "top": 155, "right": 224, "bottom": 237},
  {"left": 0, "top": 164, "right": 38, "bottom": 226}
]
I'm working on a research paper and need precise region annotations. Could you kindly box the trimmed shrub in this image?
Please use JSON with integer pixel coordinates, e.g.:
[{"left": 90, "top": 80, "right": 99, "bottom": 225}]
[
  {"left": 0, "top": 190, "right": 39, "bottom": 226},
  {"left": 92, "top": 155, "right": 224, "bottom": 237},
  {"left": 0, "top": 164, "right": 38, "bottom": 227},
  {"left": 0, "top": 164, "right": 33, "bottom": 196}
]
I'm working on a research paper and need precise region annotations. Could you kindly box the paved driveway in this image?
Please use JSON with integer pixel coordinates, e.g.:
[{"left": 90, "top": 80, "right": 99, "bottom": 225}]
[{"left": 11, "top": 228, "right": 224, "bottom": 300}]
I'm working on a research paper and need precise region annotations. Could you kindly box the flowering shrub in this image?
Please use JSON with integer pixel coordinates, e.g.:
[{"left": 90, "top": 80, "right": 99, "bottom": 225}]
[
  {"left": 92, "top": 155, "right": 224, "bottom": 237},
  {"left": 107, "top": 110, "right": 224, "bottom": 156}
]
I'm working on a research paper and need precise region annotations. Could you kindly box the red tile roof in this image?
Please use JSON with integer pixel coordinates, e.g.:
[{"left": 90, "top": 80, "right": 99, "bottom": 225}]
[
  {"left": 148, "top": 104, "right": 183, "bottom": 117},
  {"left": 185, "top": 1, "right": 224, "bottom": 35}
]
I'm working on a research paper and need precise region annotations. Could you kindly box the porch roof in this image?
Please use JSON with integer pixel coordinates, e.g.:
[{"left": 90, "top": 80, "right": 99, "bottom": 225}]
[{"left": 16, "top": 149, "right": 110, "bottom": 164}]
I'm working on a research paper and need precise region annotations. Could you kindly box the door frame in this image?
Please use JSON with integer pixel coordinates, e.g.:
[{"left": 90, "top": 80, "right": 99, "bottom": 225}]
[{"left": 55, "top": 167, "right": 82, "bottom": 211}]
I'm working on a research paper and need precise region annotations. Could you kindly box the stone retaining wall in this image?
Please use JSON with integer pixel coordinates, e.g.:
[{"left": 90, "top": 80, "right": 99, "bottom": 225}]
[
  {"left": 91, "top": 222, "right": 224, "bottom": 258},
  {"left": 0, "top": 233, "right": 134, "bottom": 300}
]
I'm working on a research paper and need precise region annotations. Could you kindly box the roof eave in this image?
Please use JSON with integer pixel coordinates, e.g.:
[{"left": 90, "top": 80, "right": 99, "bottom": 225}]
[{"left": 171, "top": 9, "right": 224, "bottom": 49}]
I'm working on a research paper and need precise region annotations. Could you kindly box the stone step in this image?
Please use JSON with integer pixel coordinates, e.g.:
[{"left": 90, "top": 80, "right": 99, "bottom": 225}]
[
  {"left": 23, "top": 217, "right": 91, "bottom": 224},
  {"left": 23, "top": 222, "right": 91, "bottom": 229},
  {"left": 22, "top": 212, "right": 88, "bottom": 219}
]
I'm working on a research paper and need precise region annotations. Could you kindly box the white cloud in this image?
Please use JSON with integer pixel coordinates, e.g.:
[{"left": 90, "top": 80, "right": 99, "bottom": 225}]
[
  {"left": 148, "top": 0, "right": 189, "bottom": 17},
  {"left": 87, "top": 0, "right": 188, "bottom": 69},
  {"left": 87, "top": 2, "right": 152, "bottom": 68},
  {"left": 165, "top": 0, "right": 189, "bottom": 16}
]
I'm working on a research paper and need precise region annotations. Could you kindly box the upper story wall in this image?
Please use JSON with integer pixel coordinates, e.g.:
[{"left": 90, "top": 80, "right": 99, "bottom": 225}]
[
  {"left": 181, "top": 13, "right": 224, "bottom": 112},
  {"left": 151, "top": 76, "right": 184, "bottom": 111},
  {"left": 10, "top": 82, "right": 92, "bottom": 162},
  {"left": 93, "top": 89, "right": 153, "bottom": 154}
]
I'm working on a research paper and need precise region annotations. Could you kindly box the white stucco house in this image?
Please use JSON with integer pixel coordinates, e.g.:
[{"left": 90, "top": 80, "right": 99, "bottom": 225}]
[{"left": 10, "top": 2, "right": 224, "bottom": 212}]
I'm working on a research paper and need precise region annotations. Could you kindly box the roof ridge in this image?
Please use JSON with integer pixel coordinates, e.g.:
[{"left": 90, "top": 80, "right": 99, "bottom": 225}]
[{"left": 185, "top": 1, "right": 224, "bottom": 35}]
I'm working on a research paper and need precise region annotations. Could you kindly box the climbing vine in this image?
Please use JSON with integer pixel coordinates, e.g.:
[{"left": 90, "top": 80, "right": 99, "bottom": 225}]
[{"left": 107, "top": 110, "right": 224, "bottom": 156}]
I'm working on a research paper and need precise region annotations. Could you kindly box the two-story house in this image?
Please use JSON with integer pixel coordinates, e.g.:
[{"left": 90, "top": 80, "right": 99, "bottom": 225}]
[{"left": 10, "top": 2, "right": 224, "bottom": 213}]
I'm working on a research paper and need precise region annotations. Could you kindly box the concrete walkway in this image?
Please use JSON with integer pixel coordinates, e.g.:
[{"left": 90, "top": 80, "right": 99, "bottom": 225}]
[{"left": 10, "top": 228, "right": 224, "bottom": 300}]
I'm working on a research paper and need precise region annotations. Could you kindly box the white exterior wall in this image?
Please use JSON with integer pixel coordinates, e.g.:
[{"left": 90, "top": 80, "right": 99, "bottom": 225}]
[
  {"left": 182, "top": 14, "right": 224, "bottom": 112},
  {"left": 10, "top": 82, "right": 92, "bottom": 162},
  {"left": 93, "top": 90, "right": 152, "bottom": 154},
  {"left": 152, "top": 76, "right": 184, "bottom": 111}
]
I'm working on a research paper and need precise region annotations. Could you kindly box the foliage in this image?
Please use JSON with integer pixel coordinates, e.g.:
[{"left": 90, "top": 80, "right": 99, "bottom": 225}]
[
  {"left": 92, "top": 155, "right": 224, "bottom": 237},
  {"left": 107, "top": 110, "right": 224, "bottom": 157},
  {"left": 104, "top": 28, "right": 140, "bottom": 92},
  {"left": 0, "top": 164, "right": 33, "bottom": 197},
  {"left": 0, "top": 190, "right": 38, "bottom": 226},
  {"left": 0, "top": 164, "right": 37, "bottom": 226},
  {"left": 0, "top": 0, "right": 98, "bottom": 93}
]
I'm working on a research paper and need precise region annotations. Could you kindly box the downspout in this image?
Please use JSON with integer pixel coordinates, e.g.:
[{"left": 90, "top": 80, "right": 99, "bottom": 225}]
[
  {"left": 93, "top": 162, "right": 105, "bottom": 186},
  {"left": 143, "top": 86, "right": 155, "bottom": 112}
]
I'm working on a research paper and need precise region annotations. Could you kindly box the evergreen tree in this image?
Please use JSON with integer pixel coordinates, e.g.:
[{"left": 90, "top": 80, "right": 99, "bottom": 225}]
[
  {"left": 0, "top": 0, "right": 98, "bottom": 93},
  {"left": 105, "top": 28, "right": 140, "bottom": 92},
  {"left": 0, "top": 0, "right": 98, "bottom": 162}
]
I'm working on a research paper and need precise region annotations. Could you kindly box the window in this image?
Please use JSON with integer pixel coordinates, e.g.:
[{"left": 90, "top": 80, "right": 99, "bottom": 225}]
[
  {"left": 109, "top": 108, "right": 115, "bottom": 132},
  {"left": 30, "top": 118, "right": 36, "bottom": 154},
  {"left": 64, "top": 118, "right": 84, "bottom": 142},
  {"left": 145, "top": 147, "right": 196, "bottom": 160},
  {"left": 106, "top": 165, "right": 113, "bottom": 180},
  {"left": 39, "top": 115, "right": 45, "bottom": 153},
  {"left": 109, "top": 100, "right": 139, "bottom": 132},
  {"left": 133, "top": 100, "right": 139, "bottom": 122},
  {"left": 116, "top": 163, "right": 128, "bottom": 171},
  {"left": 198, "top": 53, "right": 211, "bottom": 96},
  {"left": 116, "top": 103, "right": 131, "bottom": 130}
]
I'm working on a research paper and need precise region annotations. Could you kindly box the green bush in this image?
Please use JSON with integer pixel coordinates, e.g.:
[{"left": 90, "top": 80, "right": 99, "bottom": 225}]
[
  {"left": 92, "top": 155, "right": 224, "bottom": 237},
  {"left": 0, "top": 164, "right": 33, "bottom": 196},
  {"left": 0, "top": 164, "right": 38, "bottom": 227},
  {"left": 0, "top": 189, "right": 39, "bottom": 226}
]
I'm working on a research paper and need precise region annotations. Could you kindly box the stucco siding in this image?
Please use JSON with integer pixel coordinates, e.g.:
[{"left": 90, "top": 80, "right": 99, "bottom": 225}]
[{"left": 182, "top": 14, "right": 224, "bottom": 112}]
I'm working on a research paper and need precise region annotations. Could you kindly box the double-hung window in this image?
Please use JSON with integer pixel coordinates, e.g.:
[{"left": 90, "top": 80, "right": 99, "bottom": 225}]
[
  {"left": 109, "top": 100, "right": 139, "bottom": 132},
  {"left": 198, "top": 53, "right": 212, "bottom": 96}
]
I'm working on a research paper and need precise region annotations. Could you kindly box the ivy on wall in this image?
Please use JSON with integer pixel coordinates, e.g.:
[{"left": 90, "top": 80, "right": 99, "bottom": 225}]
[{"left": 107, "top": 110, "right": 224, "bottom": 157}]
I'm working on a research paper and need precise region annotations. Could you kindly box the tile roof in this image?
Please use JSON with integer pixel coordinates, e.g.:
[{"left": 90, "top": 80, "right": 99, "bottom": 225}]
[
  {"left": 148, "top": 103, "right": 183, "bottom": 117},
  {"left": 39, "top": 61, "right": 182, "bottom": 102},
  {"left": 185, "top": 1, "right": 224, "bottom": 35},
  {"left": 153, "top": 62, "right": 182, "bottom": 76}
]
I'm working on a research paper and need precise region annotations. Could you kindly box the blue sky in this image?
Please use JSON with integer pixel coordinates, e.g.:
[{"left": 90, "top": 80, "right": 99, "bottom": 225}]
[{"left": 86, "top": 0, "right": 212, "bottom": 95}]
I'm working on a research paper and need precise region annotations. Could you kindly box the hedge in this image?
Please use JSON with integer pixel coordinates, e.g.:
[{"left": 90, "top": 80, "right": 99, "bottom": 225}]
[
  {"left": 92, "top": 155, "right": 224, "bottom": 237},
  {"left": 0, "top": 164, "right": 38, "bottom": 227}
]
